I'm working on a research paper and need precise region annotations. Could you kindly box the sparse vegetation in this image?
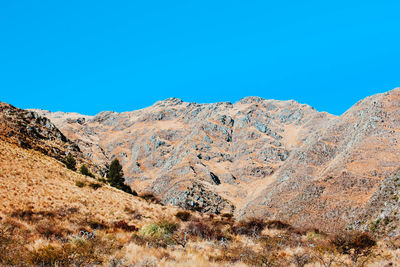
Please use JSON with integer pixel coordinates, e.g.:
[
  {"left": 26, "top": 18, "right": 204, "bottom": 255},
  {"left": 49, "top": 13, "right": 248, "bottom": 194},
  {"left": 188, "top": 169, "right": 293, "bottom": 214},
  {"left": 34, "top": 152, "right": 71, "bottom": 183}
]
[
  {"left": 0, "top": 139, "right": 395, "bottom": 266},
  {"left": 175, "top": 211, "right": 191, "bottom": 221},
  {"left": 232, "top": 218, "right": 266, "bottom": 237},
  {"left": 139, "top": 192, "right": 162, "bottom": 204},
  {"left": 88, "top": 181, "right": 103, "bottom": 190},
  {"left": 80, "top": 164, "right": 95, "bottom": 178},
  {"left": 64, "top": 153, "right": 76, "bottom": 171},
  {"left": 106, "top": 158, "right": 134, "bottom": 194},
  {"left": 75, "top": 180, "right": 86, "bottom": 187}
]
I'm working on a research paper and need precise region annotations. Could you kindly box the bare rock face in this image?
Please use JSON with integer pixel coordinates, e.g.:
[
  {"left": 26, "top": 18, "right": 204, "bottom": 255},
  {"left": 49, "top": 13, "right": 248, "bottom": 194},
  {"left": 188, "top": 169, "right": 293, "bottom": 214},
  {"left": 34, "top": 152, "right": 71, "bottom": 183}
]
[
  {"left": 30, "top": 88, "right": 400, "bottom": 232},
  {"left": 31, "top": 96, "right": 335, "bottom": 216}
]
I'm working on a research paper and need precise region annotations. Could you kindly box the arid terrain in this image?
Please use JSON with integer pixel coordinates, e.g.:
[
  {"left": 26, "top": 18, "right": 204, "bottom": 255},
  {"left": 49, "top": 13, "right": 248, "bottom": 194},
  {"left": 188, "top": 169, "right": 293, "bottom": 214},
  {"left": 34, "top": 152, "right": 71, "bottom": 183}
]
[
  {"left": 1, "top": 88, "right": 400, "bottom": 266},
  {"left": 33, "top": 87, "right": 400, "bottom": 233}
]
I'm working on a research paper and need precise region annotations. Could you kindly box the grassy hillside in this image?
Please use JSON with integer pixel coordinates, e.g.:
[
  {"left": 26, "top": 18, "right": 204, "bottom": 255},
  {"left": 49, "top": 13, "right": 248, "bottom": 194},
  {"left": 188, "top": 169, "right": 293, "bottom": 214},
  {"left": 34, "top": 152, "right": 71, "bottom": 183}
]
[{"left": 0, "top": 140, "right": 398, "bottom": 266}]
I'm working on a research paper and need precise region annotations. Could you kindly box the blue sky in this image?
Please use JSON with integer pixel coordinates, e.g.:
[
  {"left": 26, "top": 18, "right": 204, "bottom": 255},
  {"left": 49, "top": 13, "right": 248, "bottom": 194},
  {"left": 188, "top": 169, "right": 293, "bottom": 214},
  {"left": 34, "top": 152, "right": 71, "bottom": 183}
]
[{"left": 0, "top": 1, "right": 399, "bottom": 115}]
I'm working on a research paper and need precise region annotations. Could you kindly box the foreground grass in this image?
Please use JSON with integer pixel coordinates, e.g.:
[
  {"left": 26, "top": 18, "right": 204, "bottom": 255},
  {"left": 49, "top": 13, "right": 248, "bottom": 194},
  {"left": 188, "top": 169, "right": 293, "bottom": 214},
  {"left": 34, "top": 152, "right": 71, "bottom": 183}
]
[{"left": 0, "top": 207, "right": 398, "bottom": 266}]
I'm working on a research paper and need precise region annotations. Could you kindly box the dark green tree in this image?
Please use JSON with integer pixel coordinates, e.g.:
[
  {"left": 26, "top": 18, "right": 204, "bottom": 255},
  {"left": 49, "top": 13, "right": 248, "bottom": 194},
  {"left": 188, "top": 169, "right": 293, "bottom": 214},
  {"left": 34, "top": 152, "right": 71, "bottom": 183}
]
[
  {"left": 107, "top": 158, "right": 133, "bottom": 194},
  {"left": 65, "top": 154, "right": 76, "bottom": 171},
  {"left": 80, "top": 164, "right": 95, "bottom": 178}
]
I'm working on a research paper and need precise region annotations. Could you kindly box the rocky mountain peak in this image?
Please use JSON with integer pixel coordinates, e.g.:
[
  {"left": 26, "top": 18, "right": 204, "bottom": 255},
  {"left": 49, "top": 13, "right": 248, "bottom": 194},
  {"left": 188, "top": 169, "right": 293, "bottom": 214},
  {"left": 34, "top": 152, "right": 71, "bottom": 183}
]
[{"left": 154, "top": 97, "right": 184, "bottom": 107}]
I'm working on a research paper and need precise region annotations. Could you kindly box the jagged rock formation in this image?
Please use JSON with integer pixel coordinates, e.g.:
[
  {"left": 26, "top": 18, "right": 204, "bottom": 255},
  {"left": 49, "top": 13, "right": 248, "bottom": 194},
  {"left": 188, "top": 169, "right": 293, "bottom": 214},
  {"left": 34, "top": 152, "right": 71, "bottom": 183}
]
[
  {"left": 0, "top": 102, "right": 97, "bottom": 173},
  {"left": 31, "top": 88, "right": 400, "bottom": 232}
]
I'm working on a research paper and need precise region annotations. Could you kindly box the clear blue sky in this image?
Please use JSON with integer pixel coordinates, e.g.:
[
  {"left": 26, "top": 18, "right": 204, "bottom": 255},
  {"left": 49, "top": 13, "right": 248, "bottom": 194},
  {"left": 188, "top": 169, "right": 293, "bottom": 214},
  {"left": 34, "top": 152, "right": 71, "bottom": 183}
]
[{"left": 1, "top": 1, "right": 399, "bottom": 115}]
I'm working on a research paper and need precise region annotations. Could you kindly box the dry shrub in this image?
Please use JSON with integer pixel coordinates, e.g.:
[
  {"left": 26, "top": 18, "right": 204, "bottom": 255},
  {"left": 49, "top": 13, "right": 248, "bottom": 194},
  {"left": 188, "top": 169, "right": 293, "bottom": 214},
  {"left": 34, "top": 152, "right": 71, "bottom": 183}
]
[
  {"left": 257, "top": 231, "right": 303, "bottom": 250},
  {"left": 87, "top": 220, "right": 109, "bottom": 230},
  {"left": 265, "top": 220, "right": 292, "bottom": 230},
  {"left": 330, "top": 231, "right": 376, "bottom": 255},
  {"left": 139, "top": 193, "right": 162, "bottom": 204},
  {"left": 232, "top": 218, "right": 266, "bottom": 237},
  {"left": 185, "top": 221, "right": 224, "bottom": 241},
  {"left": 175, "top": 211, "right": 191, "bottom": 221},
  {"left": 330, "top": 231, "right": 377, "bottom": 265},
  {"left": 113, "top": 220, "right": 138, "bottom": 232},
  {"left": 88, "top": 182, "right": 102, "bottom": 190},
  {"left": 36, "top": 221, "right": 68, "bottom": 239},
  {"left": 11, "top": 209, "right": 56, "bottom": 222}
]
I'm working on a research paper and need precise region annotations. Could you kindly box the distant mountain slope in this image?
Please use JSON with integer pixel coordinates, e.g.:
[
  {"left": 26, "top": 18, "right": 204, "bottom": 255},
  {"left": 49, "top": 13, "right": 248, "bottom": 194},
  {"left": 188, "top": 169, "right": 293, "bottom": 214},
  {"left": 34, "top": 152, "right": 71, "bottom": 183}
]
[
  {"left": 242, "top": 88, "right": 400, "bottom": 232},
  {"left": 31, "top": 88, "right": 400, "bottom": 232},
  {"left": 32, "top": 97, "right": 335, "bottom": 215}
]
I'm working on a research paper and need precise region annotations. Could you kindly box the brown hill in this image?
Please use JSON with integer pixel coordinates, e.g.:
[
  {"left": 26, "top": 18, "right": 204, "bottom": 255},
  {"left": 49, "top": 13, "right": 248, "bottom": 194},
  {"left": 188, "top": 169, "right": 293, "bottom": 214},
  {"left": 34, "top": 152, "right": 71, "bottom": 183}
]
[
  {"left": 31, "top": 88, "right": 400, "bottom": 233},
  {"left": 0, "top": 102, "right": 99, "bottom": 174}
]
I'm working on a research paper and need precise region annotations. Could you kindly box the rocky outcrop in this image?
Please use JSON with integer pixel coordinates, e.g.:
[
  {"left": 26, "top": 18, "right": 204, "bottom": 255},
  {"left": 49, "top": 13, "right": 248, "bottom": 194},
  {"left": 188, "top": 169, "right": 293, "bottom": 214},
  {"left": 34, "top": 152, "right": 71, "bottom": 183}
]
[{"left": 0, "top": 102, "right": 97, "bottom": 173}]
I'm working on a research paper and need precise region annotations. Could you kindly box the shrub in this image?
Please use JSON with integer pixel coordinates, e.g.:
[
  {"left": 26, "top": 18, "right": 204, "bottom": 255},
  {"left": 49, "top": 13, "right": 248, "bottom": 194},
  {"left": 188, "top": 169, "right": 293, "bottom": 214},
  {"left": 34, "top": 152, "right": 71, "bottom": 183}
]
[
  {"left": 65, "top": 154, "right": 76, "bottom": 171},
  {"left": 232, "top": 218, "right": 266, "bottom": 237},
  {"left": 75, "top": 180, "right": 86, "bottom": 188},
  {"left": 138, "top": 220, "right": 179, "bottom": 248},
  {"left": 185, "top": 221, "right": 224, "bottom": 240},
  {"left": 10, "top": 209, "right": 56, "bottom": 222},
  {"left": 175, "top": 211, "right": 191, "bottom": 221},
  {"left": 88, "top": 182, "right": 102, "bottom": 190},
  {"left": 331, "top": 231, "right": 376, "bottom": 254},
  {"left": 265, "top": 220, "right": 291, "bottom": 230},
  {"left": 80, "top": 164, "right": 95, "bottom": 178},
  {"left": 140, "top": 193, "right": 162, "bottom": 204},
  {"left": 86, "top": 220, "right": 108, "bottom": 230},
  {"left": 113, "top": 220, "right": 138, "bottom": 232},
  {"left": 330, "top": 231, "right": 376, "bottom": 264}
]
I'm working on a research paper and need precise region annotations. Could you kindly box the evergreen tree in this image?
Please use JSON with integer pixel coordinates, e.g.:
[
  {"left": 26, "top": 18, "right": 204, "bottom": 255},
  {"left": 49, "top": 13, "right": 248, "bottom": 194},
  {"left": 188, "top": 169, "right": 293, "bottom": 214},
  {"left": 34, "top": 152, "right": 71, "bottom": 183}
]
[
  {"left": 107, "top": 158, "right": 133, "bottom": 194},
  {"left": 80, "top": 164, "right": 95, "bottom": 178},
  {"left": 65, "top": 154, "right": 76, "bottom": 171}
]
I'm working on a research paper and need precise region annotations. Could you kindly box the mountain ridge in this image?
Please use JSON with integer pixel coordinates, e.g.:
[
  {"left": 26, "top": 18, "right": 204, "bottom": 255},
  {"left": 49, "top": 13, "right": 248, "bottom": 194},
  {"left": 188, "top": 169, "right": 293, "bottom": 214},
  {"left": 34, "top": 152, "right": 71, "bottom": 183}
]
[{"left": 30, "top": 87, "right": 400, "bottom": 233}]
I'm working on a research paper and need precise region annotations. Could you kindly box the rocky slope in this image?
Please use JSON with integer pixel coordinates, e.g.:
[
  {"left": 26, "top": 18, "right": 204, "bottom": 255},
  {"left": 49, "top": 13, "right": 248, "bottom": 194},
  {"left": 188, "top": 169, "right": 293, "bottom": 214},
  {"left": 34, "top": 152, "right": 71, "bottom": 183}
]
[
  {"left": 31, "top": 88, "right": 400, "bottom": 232},
  {"left": 0, "top": 102, "right": 98, "bottom": 173},
  {"left": 32, "top": 97, "right": 335, "bottom": 215},
  {"left": 242, "top": 88, "right": 400, "bottom": 232}
]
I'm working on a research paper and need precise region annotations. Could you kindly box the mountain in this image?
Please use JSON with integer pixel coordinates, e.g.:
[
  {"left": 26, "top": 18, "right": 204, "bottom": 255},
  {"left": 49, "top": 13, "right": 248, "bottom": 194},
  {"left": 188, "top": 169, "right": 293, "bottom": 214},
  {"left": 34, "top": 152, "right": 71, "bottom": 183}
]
[
  {"left": 1, "top": 90, "right": 400, "bottom": 265},
  {"left": 31, "top": 88, "right": 400, "bottom": 233}
]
